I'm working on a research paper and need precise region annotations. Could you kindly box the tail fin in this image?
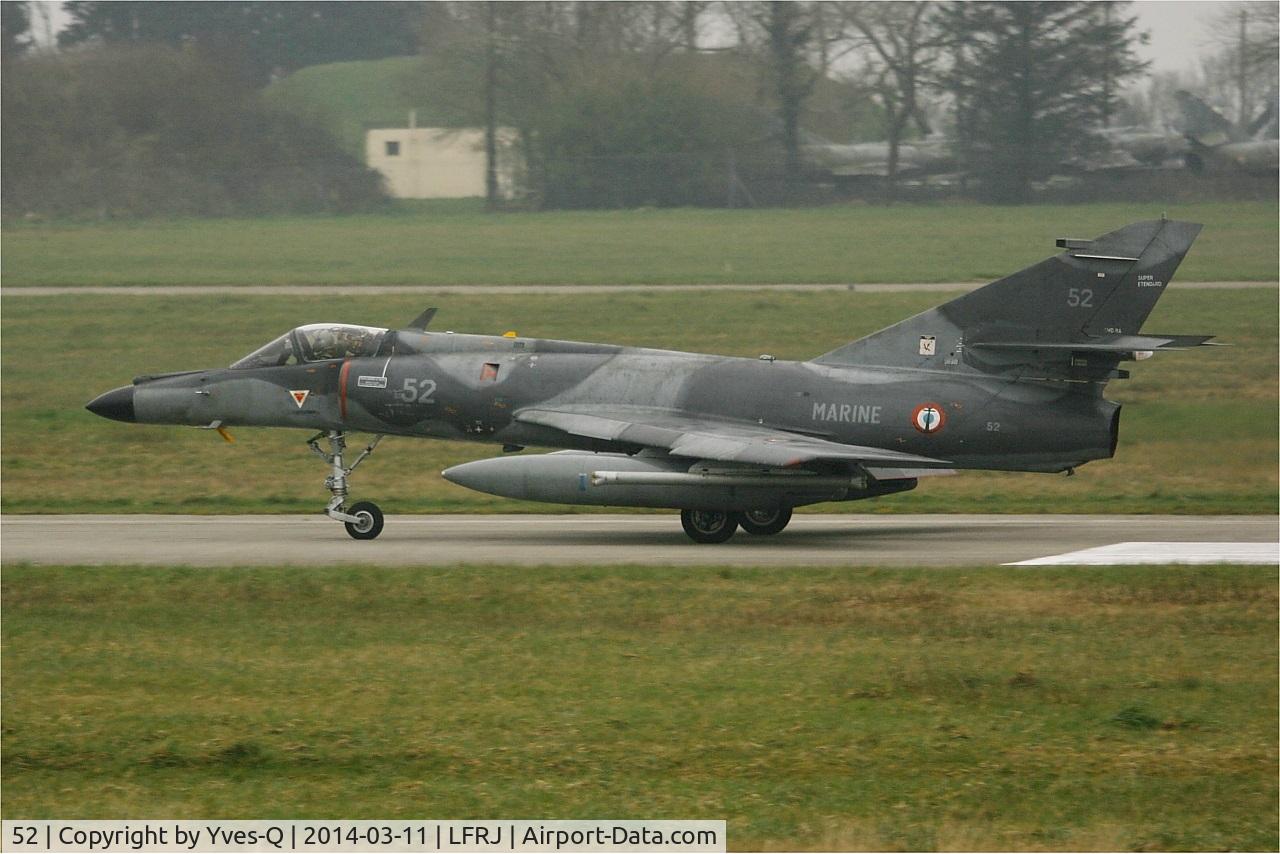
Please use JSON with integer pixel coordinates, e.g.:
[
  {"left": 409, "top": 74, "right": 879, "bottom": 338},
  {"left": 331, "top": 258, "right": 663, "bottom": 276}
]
[
  {"left": 812, "top": 219, "right": 1208, "bottom": 381},
  {"left": 1174, "top": 90, "right": 1243, "bottom": 146}
]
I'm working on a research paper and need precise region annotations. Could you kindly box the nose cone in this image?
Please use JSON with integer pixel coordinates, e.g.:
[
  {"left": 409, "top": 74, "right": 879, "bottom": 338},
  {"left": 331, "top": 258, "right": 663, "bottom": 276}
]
[
  {"left": 441, "top": 463, "right": 476, "bottom": 488},
  {"left": 442, "top": 459, "right": 507, "bottom": 496},
  {"left": 86, "top": 385, "right": 136, "bottom": 423}
]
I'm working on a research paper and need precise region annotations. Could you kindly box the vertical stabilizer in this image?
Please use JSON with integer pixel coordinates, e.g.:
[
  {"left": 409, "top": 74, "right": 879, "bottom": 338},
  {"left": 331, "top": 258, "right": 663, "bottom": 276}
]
[
  {"left": 812, "top": 220, "right": 1203, "bottom": 373},
  {"left": 1174, "top": 90, "right": 1244, "bottom": 145}
]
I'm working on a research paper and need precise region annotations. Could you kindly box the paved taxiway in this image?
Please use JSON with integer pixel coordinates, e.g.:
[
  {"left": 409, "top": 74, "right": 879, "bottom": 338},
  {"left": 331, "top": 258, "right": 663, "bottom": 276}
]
[{"left": 3, "top": 514, "right": 1275, "bottom": 567}]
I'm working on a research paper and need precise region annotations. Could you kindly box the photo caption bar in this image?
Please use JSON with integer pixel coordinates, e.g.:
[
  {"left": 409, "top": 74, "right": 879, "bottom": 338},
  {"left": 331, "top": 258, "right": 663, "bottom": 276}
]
[{"left": 2, "top": 821, "right": 725, "bottom": 854}]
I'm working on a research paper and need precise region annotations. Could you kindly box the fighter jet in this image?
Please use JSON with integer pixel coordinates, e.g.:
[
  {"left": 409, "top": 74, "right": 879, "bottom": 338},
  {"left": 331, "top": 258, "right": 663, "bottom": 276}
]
[
  {"left": 801, "top": 133, "right": 958, "bottom": 182},
  {"left": 87, "top": 219, "right": 1214, "bottom": 542},
  {"left": 1174, "top": 90, "right": 1279, "bottom": 174}
]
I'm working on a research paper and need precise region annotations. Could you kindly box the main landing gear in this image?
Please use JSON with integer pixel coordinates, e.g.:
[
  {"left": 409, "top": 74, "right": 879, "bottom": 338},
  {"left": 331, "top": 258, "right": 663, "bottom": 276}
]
[
  {"left": 680, "top": 507, "right": 793, "bottom": 543},
  {"left": 738, "top": 506, "right": 793, "bottom": 536},
  {"left": 308, "top": 430, "right": 385, "bottom": 540},
  {"left": 680, "top": 509, "right": 738, "bottom": 543}
]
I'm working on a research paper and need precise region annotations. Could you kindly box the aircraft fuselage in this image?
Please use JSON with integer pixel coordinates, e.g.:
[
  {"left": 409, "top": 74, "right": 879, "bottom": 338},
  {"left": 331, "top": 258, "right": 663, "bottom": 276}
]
[{"left": 122, "top": 330, "right": 1117, "bottom": 475}]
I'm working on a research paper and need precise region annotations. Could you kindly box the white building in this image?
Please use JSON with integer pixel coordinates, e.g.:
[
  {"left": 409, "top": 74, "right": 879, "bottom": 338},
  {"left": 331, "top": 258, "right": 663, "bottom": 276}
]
[{"left": 365, "top": 125, "right": 521, "bottom": 199}]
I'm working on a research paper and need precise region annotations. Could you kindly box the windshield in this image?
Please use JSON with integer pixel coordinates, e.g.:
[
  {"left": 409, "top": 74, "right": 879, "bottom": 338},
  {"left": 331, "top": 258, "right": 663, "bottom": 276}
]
[
  {"left": 231, "top": 332, "right": 296, "bottom": 369},
  {"left": 231, "top": 324, "right": 387, "bottom": 369}
]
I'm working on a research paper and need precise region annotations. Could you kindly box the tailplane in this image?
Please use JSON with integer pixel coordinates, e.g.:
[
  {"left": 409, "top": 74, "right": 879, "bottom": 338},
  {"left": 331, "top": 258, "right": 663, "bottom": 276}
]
[{"left": 812, "top": 219, "right": 1214, "bottom": 383}]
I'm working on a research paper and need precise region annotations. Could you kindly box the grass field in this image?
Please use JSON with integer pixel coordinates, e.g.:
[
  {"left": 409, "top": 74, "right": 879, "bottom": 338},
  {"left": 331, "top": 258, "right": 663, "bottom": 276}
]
[
  {"left": 2, "top": 288, "right": 1275, "bottom": 515},
  {"left": 3, "top": 201, "right": 1276, "bottom": 287},
  {"left": 2, "top": 563, "right": 1275, "bottom": 850}
]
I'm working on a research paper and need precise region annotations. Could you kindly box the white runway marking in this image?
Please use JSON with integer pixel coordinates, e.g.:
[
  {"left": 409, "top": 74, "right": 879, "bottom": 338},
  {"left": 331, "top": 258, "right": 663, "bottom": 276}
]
[{"left": 1007, "top": 541, "right": 1280, "bottom": 566}]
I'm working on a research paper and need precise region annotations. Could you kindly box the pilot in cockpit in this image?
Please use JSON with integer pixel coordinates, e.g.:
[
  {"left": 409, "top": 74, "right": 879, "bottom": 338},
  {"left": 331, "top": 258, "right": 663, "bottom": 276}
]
[
  {"left": 308, "top": 328, "right": 341, "bottom": 360},
  {"left": 231, "top": 324, "right": 387, "bottom": 370}
]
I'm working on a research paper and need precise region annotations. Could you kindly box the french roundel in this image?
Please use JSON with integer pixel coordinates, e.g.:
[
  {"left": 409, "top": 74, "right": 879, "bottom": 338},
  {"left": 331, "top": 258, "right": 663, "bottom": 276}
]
[{"left": 911, "top": 403, "right": 946, "bottom": 434}]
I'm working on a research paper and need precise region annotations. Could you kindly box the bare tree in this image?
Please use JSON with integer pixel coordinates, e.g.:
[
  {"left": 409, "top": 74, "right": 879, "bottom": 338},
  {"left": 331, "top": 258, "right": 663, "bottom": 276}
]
[
  {"left": 417, "top": 2, "right": 741, "bottom": 207},
  {"left": 839, "top": 1, "right": 945, "bottom": 195},
  {"left": 484, "top": 1, "right": 499, "bottom": 208},
  {"left": 724, "top": 2, "right": 827, "bottom": 181},
  {"left": 1203, "top": 1, "right": 1278, "bottom": 128}
]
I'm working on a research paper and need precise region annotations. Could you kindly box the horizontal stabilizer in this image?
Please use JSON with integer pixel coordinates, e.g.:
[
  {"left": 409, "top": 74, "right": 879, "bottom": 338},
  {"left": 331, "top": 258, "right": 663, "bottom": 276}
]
[{"left": 971, "top": 333, "right": 1218, "bottom": 355}]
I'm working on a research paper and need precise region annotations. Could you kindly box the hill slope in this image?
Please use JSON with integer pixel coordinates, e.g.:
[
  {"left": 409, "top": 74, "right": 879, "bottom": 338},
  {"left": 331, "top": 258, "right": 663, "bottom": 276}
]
[
  {"left": 263, "top": 53, "right": 885, "bottom": 161},
  {"left": 264, "top": 56, "right": 472, "bottom": 156}
]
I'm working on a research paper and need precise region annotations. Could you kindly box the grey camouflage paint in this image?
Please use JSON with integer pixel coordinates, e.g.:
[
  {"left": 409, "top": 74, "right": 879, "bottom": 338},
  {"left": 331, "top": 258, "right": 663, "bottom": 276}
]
[{"left": 89, "top": 219, "right": 1210, "bottom": 510}]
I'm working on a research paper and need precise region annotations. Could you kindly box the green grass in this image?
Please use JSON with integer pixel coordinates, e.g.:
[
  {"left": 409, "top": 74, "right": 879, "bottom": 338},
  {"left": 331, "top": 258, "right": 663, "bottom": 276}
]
[
  {"left": 1, "top": 288, "right": 1275, "bottom": 515},
  {"left": 3, "top": 563, "right": 1275, "bottom": 850},
  {"left": 2, "top": 201, "right": 1276, "bottom": 287}
]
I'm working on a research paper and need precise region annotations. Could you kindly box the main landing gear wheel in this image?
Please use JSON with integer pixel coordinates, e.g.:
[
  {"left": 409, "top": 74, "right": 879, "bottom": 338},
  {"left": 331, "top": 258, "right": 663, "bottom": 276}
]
[
  {"left": 737, "top": 506, "right": 793, "bottom": 536},
  {"left": 344, "top": 501, "right": 384, "bottom": 540},
  {"left": 307, "top": 430, "right": 386, "bottom": 540},
  {"left": 680, "top": 509, "right": 738, "bottom": 543}
]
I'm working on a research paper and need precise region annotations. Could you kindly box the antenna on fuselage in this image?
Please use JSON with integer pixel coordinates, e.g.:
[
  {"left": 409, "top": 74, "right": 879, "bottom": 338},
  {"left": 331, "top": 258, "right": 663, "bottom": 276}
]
[{"left": 407, "top": 307, "right": 438, "bottom": 330}]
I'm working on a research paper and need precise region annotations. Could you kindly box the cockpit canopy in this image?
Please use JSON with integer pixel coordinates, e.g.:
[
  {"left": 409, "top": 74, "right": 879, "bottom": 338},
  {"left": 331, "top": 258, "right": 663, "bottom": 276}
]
[{"left": 231, "top": 324, "right": 388, "bottom": 369}]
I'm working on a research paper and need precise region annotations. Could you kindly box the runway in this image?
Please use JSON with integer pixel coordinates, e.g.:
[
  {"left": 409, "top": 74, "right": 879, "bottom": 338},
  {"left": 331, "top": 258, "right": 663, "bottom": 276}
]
[{"left": 3, "top": 514, "right": 1276, "bottom": 567}]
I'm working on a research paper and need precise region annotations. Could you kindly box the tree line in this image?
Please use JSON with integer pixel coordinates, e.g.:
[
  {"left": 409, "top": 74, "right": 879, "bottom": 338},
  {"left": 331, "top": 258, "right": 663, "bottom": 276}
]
[
  {"left": 3, "top": 1, "right": 1274, "bottom": 216},
  {"left": 395, "top": 0, "right": 1151, "bottom": 204}
]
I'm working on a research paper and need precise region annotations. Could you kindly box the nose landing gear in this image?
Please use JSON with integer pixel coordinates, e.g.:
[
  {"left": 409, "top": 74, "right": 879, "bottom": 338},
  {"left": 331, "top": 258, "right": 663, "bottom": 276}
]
[
  {"left": 308, "top": 430, "right": 385, "bottom": 540},
  {"left": 343, "top": 501, "right": 384, "bottom": 540}
]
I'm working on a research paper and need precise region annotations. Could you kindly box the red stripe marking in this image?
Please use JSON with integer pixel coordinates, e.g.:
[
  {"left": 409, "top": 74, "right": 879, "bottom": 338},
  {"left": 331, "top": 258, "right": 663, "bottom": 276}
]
[{"left": 339, "top": 360, "right": 350, "bottom": 420}]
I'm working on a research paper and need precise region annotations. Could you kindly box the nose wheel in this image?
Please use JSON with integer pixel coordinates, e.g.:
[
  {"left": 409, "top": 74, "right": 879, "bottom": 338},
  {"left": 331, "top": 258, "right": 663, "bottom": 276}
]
[
  {"left": 308, "top": 430, "right": 385, "bottom": 540},
  {"left": 344, "top": 501, "right": 384, "bottom": 540}
]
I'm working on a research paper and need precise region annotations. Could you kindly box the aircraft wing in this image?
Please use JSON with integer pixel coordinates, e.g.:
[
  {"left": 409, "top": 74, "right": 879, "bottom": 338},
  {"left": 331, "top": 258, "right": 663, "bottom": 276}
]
[{"left": 515, "top": 406, "right": 951, "bottom": 469}]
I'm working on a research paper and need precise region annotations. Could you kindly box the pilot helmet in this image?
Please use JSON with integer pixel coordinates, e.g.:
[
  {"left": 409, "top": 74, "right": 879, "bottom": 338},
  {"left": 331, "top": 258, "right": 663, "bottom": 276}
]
[{"left": 311, "top": 329, "right": 338, "bottom": 357}]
